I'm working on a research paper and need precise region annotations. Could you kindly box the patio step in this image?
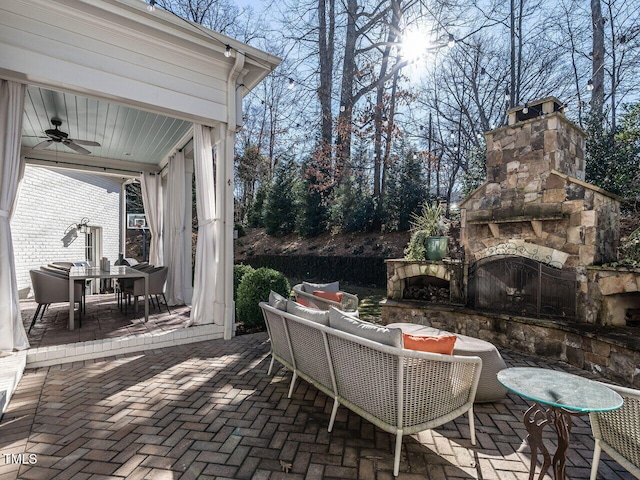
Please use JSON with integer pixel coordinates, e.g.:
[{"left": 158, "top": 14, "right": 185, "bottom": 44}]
[
  {"left": 25, "top": 323, "right": 225, "bottom": 368},
  {"left": 0, "top": 350, "right": 27, "bottom": 418}
]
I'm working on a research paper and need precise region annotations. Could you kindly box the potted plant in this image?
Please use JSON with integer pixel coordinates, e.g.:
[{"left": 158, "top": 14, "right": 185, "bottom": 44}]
[{"left": 404, "top": 203, "right": 451, "bottom": 261}]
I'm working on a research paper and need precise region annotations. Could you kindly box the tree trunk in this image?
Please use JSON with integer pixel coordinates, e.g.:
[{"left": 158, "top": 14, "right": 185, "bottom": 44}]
[
  {"left": 373, "top": 0, "right": 401, "bottom": 200},
  {"left": 335, "top": 0, "right": 358, "bottom": 183},
  {"left": 510, "top": 0, "right": 516, "bottom": 107},
  {"left": 318, "top": 0, "right": 335, "bottom": 149},
  {"left": 591, "top": 0, "right": 605, "bottom": 124}
]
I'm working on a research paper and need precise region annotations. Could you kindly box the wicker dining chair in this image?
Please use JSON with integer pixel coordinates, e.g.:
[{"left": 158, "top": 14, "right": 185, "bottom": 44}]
[{"left": 589, "top": 383, "right": 640, "bottom": 480}]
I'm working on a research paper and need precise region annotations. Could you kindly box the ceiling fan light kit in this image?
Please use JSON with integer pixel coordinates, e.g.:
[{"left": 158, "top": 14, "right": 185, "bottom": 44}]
[{"left": 32, "top": 117, "right": 101, "bottom": 155}]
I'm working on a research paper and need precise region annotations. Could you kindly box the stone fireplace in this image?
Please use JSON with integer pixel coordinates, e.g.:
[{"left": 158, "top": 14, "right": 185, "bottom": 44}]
[
  {"left": 381, "top": 98, "right": 640, "bottom": 385},
  {"left": 460, "top": 97, "right": 621, "bottom": 323}
]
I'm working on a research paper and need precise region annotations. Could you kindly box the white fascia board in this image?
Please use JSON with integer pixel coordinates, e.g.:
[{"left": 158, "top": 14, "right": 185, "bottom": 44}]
[{"left": 1, "top": 0, "right": 280, "bottom": 122}]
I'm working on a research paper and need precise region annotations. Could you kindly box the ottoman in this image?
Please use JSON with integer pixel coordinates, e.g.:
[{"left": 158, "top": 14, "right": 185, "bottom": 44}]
[{"left": 388, "top": 323, "right": 508, "bottom": 403}]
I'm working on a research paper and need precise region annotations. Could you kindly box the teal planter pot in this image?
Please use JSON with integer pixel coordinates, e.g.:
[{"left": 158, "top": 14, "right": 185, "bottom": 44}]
[{"left": 426, "top": 236, "right": 449, "bottom": 260}]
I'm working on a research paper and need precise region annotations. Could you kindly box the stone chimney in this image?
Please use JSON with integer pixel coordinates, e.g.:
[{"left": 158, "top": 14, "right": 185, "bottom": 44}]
[
  {"left": 460, "top": 97, "right": 620, "bottom": 269},
  {"left": 486, "top": 97, "right": 585, "bottom": 187}
]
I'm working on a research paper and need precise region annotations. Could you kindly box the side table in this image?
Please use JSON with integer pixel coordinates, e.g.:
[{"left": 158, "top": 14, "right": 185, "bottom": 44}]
[{"left": 498, "top": 367, "right": 623, "bottom": 480}]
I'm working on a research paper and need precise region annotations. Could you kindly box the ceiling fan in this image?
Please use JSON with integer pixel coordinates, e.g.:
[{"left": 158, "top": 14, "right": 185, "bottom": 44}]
[{"left": 31, "top": 118, "right": 101, "bottom": 155}]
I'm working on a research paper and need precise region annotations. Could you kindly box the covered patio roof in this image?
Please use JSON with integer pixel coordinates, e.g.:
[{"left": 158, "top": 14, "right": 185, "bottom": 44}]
[{"left": 0, "top": 0, "right": 281, "bottom": 353}]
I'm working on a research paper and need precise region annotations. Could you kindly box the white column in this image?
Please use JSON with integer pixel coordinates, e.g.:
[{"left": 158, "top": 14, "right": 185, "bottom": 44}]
[
  {"left": 212, "top": 127, "right": 229, "bottom": 334},
  {"left": 223, "top": 125, "right": 235, "bottom": 339}
]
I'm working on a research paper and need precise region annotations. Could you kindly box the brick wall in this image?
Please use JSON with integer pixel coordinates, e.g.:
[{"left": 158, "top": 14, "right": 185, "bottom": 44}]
[{"left": 11, "top": 166, "right": 123, "bottom": 298}]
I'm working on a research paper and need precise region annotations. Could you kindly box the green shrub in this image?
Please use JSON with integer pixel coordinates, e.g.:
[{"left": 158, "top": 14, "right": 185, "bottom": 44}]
[
  {"left": 404, "top": 230, "right": 429, "bottom": 260},
  {"left": 233, "top": 264, "right": 255, "bottom": 302},
  {"left": 236, "top": 267, "right": 290, "bottom": 330},
  {"left": 618, "top": 226, "right": 640, "bottom": 266}
]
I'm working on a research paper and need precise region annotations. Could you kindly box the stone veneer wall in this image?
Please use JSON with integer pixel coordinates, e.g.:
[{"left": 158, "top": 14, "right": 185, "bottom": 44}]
[
  {"left": 381, "top": 300, "right": 640, "bottom": 389},
  {"left": 462, "top": 171, "right": 620, "bottom": 269}
]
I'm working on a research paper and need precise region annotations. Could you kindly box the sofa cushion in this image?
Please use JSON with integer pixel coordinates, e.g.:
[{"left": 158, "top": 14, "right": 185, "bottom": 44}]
[
  {"left": 286, "top": 300, "right": 330, "bottom": 326},
  {"left": 303, "top": 281, "right": 339, "bottom": 293},
  {"left": 313, "top": 290, "right": 344, "bottom": 303},
  {"left": 403, "top": 333, "right": 457, "bottom": 355},
  {"left": 269, "top": 291, "right": 288, "bottom": 311},
  {"left": 329, "top": 308, "right": 402, "bottom": 348}
]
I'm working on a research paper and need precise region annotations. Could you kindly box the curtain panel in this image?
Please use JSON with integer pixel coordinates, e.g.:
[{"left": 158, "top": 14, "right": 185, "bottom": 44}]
[
  {"left": 165, "top": 151, "right": 186, "bottom": 306},
  {"left": 140, "top": 172, "right": 163, "bottom": 266},
  {"left": 188, "top": 125, "right": 220, "bottom": 326},
  {"left": 0, "top": 80, "right": 29, "bottom": 351}
]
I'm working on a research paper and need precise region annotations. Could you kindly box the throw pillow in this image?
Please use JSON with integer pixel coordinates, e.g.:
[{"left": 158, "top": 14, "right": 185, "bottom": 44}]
[
  {"left": 296, "top": 297, "right": 320, "bottom": 309},
  {"left": 403, "top": 333, "right": 457, "bottom": 355},
  {"left": 328, "top": 308, "right": 402, "bottom": 348},
  {"left": 268, "top": 290, "right": 288, "bottom": 311},
  {"left": 313, "top": 290, "right": 344, "bottom": 303},
  {"left": 302, "top": 281, "right": 339, "bottom": 293},
  {"left": 286, "top": 300, "right": 330, "bottom": 326}
]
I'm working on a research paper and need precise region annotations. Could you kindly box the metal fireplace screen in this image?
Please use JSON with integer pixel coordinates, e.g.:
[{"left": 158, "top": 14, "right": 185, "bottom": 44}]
[{"left": 468, "top": 256, "right": 576, "bottom": 319}]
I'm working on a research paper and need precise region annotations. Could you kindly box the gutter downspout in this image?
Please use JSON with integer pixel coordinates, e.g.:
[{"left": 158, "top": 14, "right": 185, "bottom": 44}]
[{"left": 218, "top": 51, "right": 245, "bottom": 339}]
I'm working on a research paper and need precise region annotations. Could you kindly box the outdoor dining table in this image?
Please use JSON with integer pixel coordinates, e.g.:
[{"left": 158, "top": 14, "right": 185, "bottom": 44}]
[
  {"left": 68, "top": 265, "right": 149, "bottom": 330},
  {"left": 497, "top": 367, "right": 623, "bottom": 480}
]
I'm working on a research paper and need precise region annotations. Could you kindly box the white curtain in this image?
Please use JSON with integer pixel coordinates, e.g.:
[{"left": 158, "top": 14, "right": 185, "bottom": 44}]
[
  {"left": 188, "top": 124, "right": 220, "bottom": 326},
  {"left": 0, "top": 80, "right": 29, "bottom": 352},
  {"left": 140, "top": 172, "right": 163, "bottom": 266},
  {"left": 165, "top": 151, "right": 185, "bottom": 306}
]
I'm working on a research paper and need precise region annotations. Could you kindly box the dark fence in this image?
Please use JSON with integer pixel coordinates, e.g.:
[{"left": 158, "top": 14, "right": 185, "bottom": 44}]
[{"left": 240, "top": 255, "right": 387, "bottom": 287}]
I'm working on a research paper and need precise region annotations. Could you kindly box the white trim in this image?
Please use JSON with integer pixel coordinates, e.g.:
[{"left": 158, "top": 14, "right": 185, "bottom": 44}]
[{"left": 26, "top": 324, "right": 224, "bottom": 368}]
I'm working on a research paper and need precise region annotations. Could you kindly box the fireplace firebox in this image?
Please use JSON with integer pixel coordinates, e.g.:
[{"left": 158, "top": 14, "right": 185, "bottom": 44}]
[{"left": 468, "top": 256, "right": 576, "bottom": 319}]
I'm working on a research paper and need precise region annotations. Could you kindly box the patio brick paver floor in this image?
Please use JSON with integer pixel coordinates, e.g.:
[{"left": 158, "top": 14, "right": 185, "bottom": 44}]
[
  {"left": 1, "top": 332, "right": 636, "bottom": 480},
  {"left": 21, "top": 294, "right": 192, "bottom": 349}
]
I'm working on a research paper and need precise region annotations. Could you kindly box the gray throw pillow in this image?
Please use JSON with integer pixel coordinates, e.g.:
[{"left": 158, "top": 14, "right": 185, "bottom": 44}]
[
  {"left": 268, "top": 291, "right": 288, "bottom": 311},
  {"left": 328, "top": 307, "right": 402, "bottom": 348},
  {"left": 286, "top": 300, "right": 330, "bottom": 326},
  {"left": 302, "top": 281, "right": 339, "bottom": 293}
]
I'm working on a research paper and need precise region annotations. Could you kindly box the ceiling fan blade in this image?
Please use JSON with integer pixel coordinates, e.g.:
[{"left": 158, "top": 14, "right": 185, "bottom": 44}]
[
  {"left": 33, "top": 140, "right": 54, "bottom": 150},
  {"left": 71, "top": 139, "right": 101, "bottom": 147},
  {"left": 63, "top": 141, "right": 91, "bottom": 155}
]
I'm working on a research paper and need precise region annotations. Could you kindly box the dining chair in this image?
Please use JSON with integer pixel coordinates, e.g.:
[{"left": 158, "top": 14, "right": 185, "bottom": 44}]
[
  {"left": 117, "top": 263, "right": 154, "bottom": 309},
  {"left": 123, "top": 266, "right": 170, "bottom": 315},
  {"left": 29, "top": 269, "right": 83, "bottom": 333},
  {"left": 589, "top": 383, "right": 640, "bottom": 480},
  {"left": 43, "top": 264, "right": 87, "bottom": 312}
]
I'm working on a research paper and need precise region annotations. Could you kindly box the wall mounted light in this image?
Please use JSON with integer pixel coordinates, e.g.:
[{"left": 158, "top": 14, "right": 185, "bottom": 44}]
[
  {"left": 76, "top": 217, "right": 90, "bottom": 234},
  {"left": 225, "top": 45, "right": 231, "bottom": 57}
]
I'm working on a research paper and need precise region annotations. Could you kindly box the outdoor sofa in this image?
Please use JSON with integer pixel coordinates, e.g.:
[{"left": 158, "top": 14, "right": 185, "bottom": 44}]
[
  {"left": 292, "top": 281, "right": 359, "bottom": 311},
  {"left": 260, "top": 296, "right": 482, "bottom": 476}
]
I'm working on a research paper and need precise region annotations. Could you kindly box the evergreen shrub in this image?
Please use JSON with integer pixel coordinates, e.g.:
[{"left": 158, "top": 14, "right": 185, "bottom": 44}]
[
  {"left": 236, "top": 267, "right": 290, "bottom": 330},
  {"left": 233, "top": 264, "right": 255, "bottom": 302}
]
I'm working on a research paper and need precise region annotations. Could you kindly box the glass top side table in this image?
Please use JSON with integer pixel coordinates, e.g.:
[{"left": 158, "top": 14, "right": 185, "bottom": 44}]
[{"left": 498, "top": 367, "right": 623, "bottom": 480}]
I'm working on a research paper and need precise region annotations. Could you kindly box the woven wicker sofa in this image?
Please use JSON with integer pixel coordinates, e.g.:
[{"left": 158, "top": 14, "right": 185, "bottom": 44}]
[
  {"left": 292, "top": 281, "right": 359, "bottom": 311},
  {"left": 260, "top": 298, "right": 482, "bottom": 476}
]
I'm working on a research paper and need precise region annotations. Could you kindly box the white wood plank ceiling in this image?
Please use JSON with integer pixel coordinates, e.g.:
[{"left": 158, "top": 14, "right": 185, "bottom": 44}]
[{"left": 21, "top": 85, "right": 192, "bottom": 165}]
